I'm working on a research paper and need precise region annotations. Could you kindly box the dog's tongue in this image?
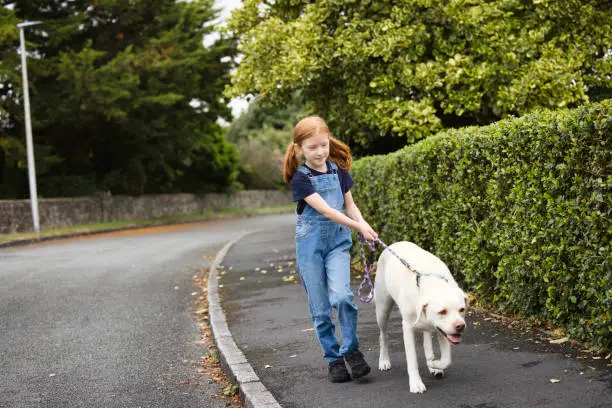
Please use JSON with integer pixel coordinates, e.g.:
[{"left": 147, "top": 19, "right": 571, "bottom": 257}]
[{"left": 446, "top": 334, "right": 462, "bottom": 344}]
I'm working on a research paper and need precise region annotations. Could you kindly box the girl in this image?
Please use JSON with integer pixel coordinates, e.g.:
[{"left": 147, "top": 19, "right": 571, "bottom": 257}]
[{"left": 283, "top": 116, "right": 378, "bottom": 383}]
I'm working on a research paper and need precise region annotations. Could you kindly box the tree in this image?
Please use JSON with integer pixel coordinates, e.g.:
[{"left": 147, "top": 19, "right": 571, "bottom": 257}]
[
  {"left": 225, "top": 0, "right": 612, "bottom": 154},
  {"left": 0, "top": 0, "right": 239, "bottom": 197}
]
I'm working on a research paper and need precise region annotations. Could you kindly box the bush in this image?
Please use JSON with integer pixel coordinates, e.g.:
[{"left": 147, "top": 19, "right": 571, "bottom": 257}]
[
  {"left": 351, "top": 101, "right": 611, "bottom": 352},
  {"left": 236, "top": 136, "right": 286, "bottom": 190},
  {"left": 38, "top": 173, "right": 97, "bottom": 197}
]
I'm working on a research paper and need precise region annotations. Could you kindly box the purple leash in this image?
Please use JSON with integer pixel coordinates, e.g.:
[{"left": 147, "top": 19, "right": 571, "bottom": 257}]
[
  {"left": 357, "top": 234, "right": 449, "bottom": 303},
  {"left": 357, "top": 234, "right": 377, "bottom": 303}
]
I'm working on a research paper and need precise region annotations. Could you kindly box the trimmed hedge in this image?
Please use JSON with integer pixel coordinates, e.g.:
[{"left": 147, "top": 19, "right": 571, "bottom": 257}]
[{"left": 351, "top": 101, "right": 611, "bottom": 352}]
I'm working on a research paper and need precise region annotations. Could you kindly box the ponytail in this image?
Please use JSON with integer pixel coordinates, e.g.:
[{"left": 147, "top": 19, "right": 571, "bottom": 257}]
[
  {"left": 329, "top": 136, "right": 352, "bottom": 172},
  {"left": 283, "top": 142, "right": 300, "bottom": 185}
]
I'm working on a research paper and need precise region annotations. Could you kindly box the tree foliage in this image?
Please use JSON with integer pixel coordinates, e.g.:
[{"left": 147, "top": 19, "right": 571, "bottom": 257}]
[
  {"left": 0, "top": 0, "right": 239, "bottom": 197},
  {"left": 225, "top": 0, "right": 612, "bottom": 153}
]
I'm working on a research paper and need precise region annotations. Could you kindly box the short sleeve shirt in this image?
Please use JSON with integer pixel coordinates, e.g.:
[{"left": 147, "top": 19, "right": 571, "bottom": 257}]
[{"left": 291, "top": 162, "right": 354, "bottom": 215}]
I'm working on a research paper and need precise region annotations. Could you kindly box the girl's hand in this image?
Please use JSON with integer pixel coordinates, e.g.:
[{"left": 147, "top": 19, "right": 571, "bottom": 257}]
[{"left": 358, "top": 222, "right": 378, "bottom": 241}]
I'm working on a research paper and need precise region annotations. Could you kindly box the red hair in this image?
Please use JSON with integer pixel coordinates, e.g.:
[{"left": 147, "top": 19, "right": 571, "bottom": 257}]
[{"left": 283, "top": 116, "right": 352, "bottom": 184}]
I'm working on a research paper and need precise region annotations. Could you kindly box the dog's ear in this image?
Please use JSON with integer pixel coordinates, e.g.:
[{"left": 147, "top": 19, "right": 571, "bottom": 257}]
[
  {"left": 461, "top": 290, "right": 470, "bottom": 306},
  {"left": 413, "top": 297, "right": 430, "bottom": 325}
]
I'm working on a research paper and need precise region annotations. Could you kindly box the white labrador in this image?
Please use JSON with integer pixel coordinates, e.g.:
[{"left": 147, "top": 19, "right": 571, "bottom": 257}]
[{"left": 375, "top": 241, "right": 467, "bottom": 393}]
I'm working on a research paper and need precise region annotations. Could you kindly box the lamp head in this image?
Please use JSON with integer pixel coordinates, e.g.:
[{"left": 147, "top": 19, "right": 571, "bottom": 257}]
[{"left": 17, "top": 21, "right": 42, "bottom": 29}]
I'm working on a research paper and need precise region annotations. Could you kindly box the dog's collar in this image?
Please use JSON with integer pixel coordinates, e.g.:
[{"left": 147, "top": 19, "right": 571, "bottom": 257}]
[{"left": 416, "top": 271, "right": 449, "bottom": 287}]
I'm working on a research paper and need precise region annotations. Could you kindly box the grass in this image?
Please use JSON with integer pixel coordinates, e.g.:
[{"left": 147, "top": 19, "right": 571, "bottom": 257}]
[{"left": 0, "top": 203, "right": 295, "bottom": 245}]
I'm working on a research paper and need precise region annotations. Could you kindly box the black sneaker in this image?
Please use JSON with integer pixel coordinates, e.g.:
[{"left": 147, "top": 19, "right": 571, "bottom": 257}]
[
  {"left": 344, "top": 349, "right": 371, "bottom": 379},
  {"left": 328, "top": 359, "right": 351, "bottom": 383}
]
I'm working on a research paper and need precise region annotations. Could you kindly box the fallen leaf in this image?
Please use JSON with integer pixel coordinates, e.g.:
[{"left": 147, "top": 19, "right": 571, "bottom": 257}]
[
  {"left": 191, "top": 292, "right": 199, "bottom": 296},
  {"left": 49, "top": 373, "right": 56, "bottom": 377},
  {"left": 264, "top": 364, "right": 272, "bottom": 368},
  {"left": 196, "top": 308, "right": 208, "bottom": 314},
  {"left": 255, "top": 267, "right": 261, "bottom": 271},
  {"left": 302, "top": 328, "right": 315, "bottom": 332},
  {"left": 549, "top": 379, "right": 561, "bottom": 383},
  {"left": 549, "top": 337, "right": 569, "bottom": 344},
  {"left": 551, "top": 328, "right": 565, "bottom": 337}
]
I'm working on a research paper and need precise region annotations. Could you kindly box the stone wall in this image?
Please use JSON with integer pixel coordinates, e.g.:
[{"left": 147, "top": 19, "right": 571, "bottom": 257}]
[{"left": 0, "top": 190, "right": 292, "bottom": 234}]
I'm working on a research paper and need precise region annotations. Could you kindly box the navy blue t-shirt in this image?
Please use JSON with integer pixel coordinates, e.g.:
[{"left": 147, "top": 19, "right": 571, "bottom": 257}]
[{"left": 291, "top": 162, "right": 354, "bottom": 215}]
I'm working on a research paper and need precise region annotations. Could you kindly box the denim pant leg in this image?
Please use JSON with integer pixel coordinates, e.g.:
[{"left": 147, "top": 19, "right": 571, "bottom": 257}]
[
  {"left": 296, "top": 224, "right": 343, "bottom": 362},
  {"left": 326, "top": 224, "right": 359, "bottom": 355}
]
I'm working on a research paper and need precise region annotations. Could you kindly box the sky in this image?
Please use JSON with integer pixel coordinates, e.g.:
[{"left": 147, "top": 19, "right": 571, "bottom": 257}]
[{"left": 215, "top": 0, "right": 243, "bottom": 21}]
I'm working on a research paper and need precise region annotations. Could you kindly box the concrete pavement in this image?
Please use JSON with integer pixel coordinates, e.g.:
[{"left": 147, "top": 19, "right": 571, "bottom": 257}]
[{"left": 209, "top": 220, "right": 612, "bottom": 408}]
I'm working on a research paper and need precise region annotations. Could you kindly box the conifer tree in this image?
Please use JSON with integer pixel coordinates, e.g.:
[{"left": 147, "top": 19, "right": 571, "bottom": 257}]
[{"left": 0, "top": 0, "right": 238, "bottom": 197}]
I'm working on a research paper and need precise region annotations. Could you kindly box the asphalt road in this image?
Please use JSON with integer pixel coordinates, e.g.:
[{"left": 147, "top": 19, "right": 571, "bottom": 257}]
[
  {"left": 219, "top": 223, "right": 612, "bottom": 408},
  {"left": 0, "top": 214, "right": 293, "bottom": 408}
]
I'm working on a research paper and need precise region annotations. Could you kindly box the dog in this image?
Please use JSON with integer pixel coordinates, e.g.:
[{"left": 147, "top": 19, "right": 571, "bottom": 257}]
[{"left": 374, "top": 241, "right": 467, "bottom": 393}]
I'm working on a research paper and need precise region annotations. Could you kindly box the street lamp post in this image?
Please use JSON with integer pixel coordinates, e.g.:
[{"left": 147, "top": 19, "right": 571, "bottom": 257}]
[{"left": 17, "top": 21, "right": 42, "bottom": 235}]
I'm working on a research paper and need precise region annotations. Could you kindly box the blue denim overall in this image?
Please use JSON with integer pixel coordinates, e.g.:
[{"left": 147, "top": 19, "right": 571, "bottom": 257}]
[{"left": 295, "top": 161, "right": 359, "bottom": 362}]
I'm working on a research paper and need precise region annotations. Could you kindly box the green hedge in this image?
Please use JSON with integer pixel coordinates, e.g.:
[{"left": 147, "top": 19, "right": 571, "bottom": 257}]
[{"left": 351, "top": 101, "right": 611, "bottom": 352}]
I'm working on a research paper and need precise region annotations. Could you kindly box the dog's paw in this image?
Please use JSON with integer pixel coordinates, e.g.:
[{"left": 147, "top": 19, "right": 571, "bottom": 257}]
[
  {"left": 378, "top": 358, "right": 392, "bottom": 371},
  {"left": 428, "top": 367, "right": 444, "bottom": 378},
  {"left": 427, "top": 359, "right": 449, "bottom": 370},
  {"left": 409, "top": 377, "right": 427, "bottom": 393}
]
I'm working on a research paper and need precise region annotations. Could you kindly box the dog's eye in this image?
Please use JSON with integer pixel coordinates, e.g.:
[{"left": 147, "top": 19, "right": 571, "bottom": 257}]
[
  {"left": 438, "top": 309, "right": 447, "bottom": 316},
  {"left": 459, "top": 308, "right": 466, "bottom": 314}
]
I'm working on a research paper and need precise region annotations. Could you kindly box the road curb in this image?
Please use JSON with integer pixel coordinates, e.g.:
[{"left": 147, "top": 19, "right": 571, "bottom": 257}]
[{"left": 208, "top": 234, "right": 283, "bottom": 408}]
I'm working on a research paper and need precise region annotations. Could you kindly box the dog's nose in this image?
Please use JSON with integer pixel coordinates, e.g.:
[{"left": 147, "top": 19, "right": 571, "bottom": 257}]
[{"left": 455, "top": 322, "right": 465, "bottom": 332}]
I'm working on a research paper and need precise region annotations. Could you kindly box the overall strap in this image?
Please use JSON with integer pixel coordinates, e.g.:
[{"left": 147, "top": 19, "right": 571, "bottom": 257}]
[
  {"left": 297, "top": 162, "right": 338, "bottom": 178},
  {"left": 297, "top": 165, "right": 313, "bottom": 178},
  {"left": 328, "top": 161, "right": 338, "bottom": 174}
]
